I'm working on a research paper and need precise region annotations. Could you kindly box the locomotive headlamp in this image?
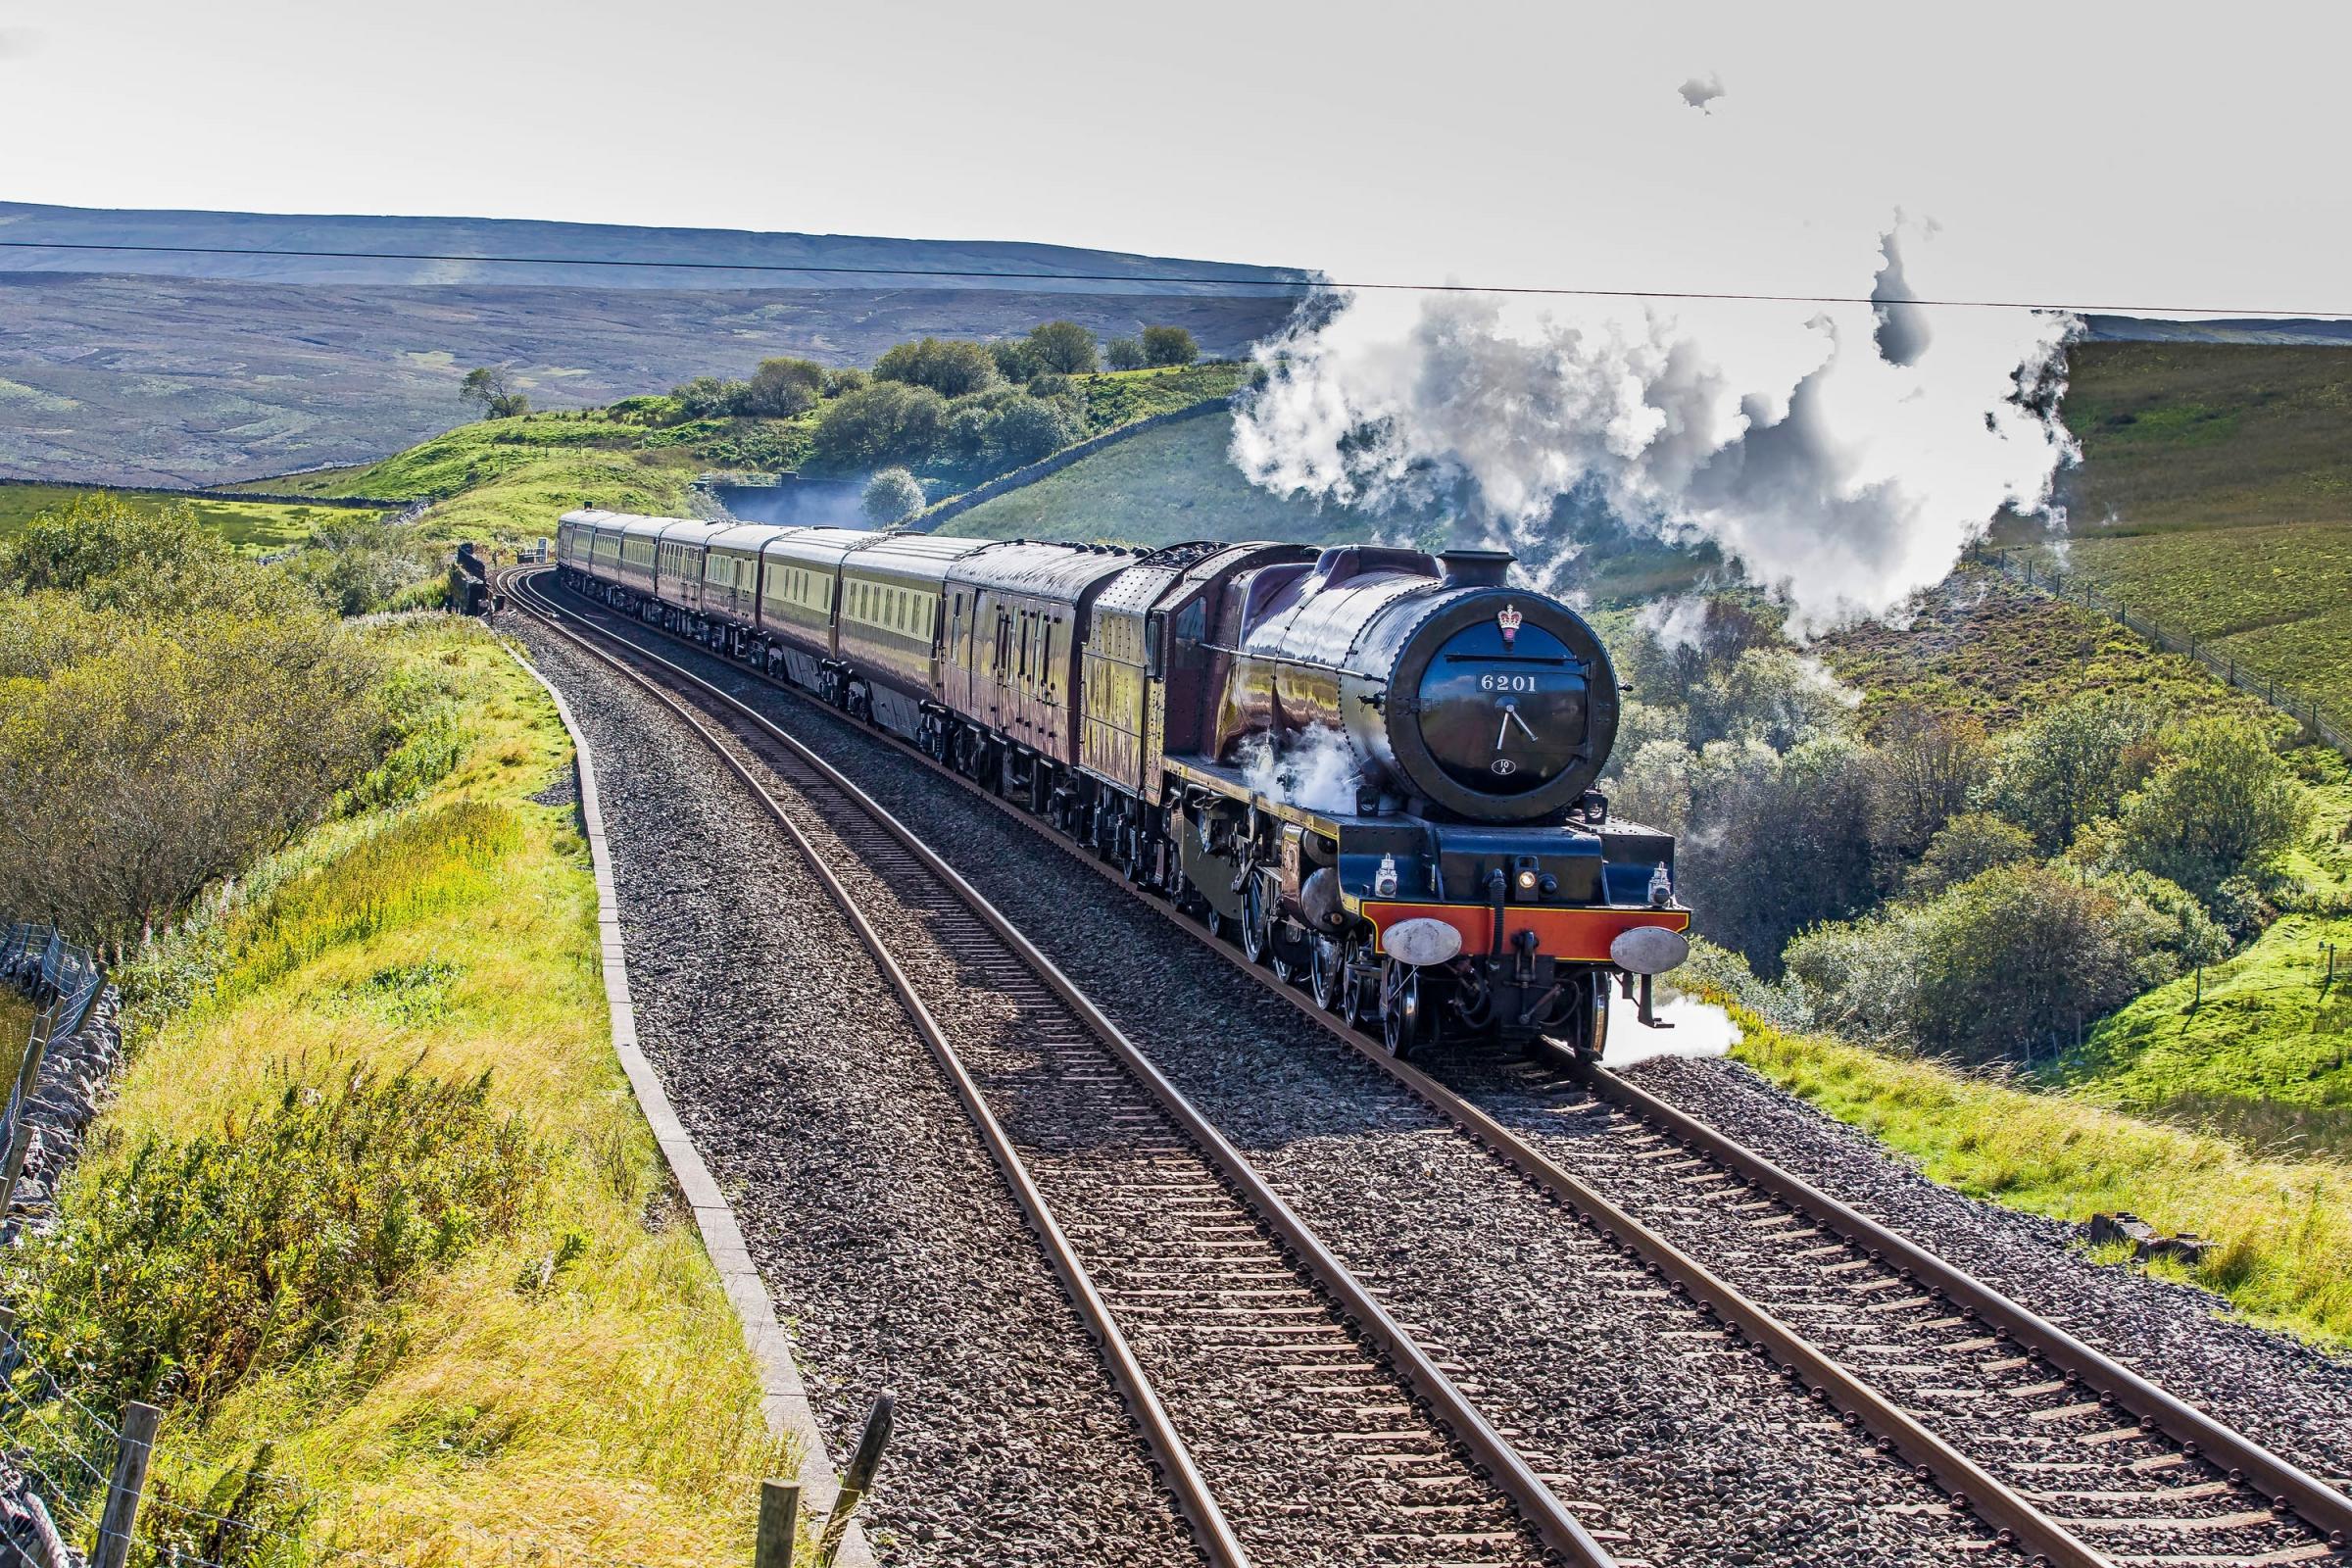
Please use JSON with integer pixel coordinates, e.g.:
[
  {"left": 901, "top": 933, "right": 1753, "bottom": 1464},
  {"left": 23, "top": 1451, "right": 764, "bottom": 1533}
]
[
  {"left": 1374, "top": 854, "right": 1399, "bottom": 899},
  {"left": 1511, "top": 854, "right": 1542, "bottom": 903},
  {"left": 1515, "top": 869, "right": 1539, "bottom": 892}
]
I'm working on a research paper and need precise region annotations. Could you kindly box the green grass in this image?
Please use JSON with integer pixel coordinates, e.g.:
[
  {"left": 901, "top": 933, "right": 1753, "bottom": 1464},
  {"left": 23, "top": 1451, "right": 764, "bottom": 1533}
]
[
  {"left": 1070, "top": 362, "right": 1250, "bottom": 435},
  {"left": 296, "top": 414, "right": 706, "bottom": 549},
  {"left": 940, "top": 410, "right": 1406, "bottom": 547},
  {"left": 28, "top": 618, "right": 783, "bottom": 1565},
  {"left": 1986, "top": 341, "right": 2352, "bottom": 713},
  {"left": 0, "top": 483, "right": 381, "bottom": 554},
  {"left": 2061, "top": 761, "right": 2352, "bottom": 1152},
  {"left": 1731, "top": 1013, "right": 2352, "bottom": 1347}
]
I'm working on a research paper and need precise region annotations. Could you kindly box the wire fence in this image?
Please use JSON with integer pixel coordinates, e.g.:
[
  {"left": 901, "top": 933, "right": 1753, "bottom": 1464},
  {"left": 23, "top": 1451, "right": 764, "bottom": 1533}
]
[{"left": 1970, "top": 544, "right": 2352, "bottom": 761}]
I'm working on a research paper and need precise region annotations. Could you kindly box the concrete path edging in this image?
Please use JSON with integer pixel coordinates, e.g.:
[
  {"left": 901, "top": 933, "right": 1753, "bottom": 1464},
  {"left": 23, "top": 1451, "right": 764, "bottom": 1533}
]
[{"left": 504, "top": 640, "right": 875, "bottom": 1568}]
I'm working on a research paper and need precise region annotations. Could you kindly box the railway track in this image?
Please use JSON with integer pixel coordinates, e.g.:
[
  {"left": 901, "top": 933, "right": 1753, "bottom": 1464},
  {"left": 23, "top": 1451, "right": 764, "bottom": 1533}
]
[
  {"left": 509, "top": 565, "right": 2352, "bottom": 1568},
  {"left": 502, "top": 567, "right": 1594, "bottom": 1568}
]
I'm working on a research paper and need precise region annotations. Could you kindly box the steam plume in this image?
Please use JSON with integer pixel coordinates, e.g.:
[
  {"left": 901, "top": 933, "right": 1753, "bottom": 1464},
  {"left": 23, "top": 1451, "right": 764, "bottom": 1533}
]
[{"left": 1232, "top": 226, "right": 2079, "bottom": 633}]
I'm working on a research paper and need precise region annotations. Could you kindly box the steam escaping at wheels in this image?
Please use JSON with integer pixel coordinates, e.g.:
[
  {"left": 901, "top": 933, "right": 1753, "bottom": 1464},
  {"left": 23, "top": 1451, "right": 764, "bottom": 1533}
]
[{"left": 554, "top": 513, "right": 1690, "bottom": 1059}]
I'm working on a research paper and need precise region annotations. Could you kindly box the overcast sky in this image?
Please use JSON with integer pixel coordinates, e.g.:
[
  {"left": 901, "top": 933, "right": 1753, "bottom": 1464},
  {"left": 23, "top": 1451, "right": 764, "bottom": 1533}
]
[{"left": 3, "top": 0, "right": 2346, "bottom": 316}]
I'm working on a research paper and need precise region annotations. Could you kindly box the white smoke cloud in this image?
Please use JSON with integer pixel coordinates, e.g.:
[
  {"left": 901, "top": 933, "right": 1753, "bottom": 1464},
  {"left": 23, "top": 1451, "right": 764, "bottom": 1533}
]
[
  {"left": 1231, "top": 225, "right": 2080, "bottom": 636},
  {"left": 1678, "top": 73, "right": 1726, "bottom": 113},
  {"left": 1234, "top": 726, "right": 1364, "bottom": 815}
]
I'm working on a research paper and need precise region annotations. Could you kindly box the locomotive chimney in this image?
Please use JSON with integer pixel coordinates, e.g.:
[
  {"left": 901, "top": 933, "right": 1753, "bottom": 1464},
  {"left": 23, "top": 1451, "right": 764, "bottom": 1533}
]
[{"left": 1438, "top": 548, "right": 1513, "bottom": 589}]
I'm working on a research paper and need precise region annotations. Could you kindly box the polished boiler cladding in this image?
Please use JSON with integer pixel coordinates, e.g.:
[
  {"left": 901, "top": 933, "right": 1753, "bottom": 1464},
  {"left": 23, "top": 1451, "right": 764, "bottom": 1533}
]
[{"left": 555, "top": 513, "right": 1688, "bottom": 1057}]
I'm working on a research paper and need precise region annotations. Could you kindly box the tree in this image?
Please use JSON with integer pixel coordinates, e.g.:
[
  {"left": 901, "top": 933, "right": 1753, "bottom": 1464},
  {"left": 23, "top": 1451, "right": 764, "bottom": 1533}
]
[
  {"left": 1105, "top": 337, "right": 1147, "bottom": 371},
  {"left": 1026, "top": 319, "right": 1099, "bottom": 374},
  {"left": 822, "top": 367, "right": 870, "bottom": 398},
  {"left": 990, "top": 339, "right": 1039, "bottom": 382},
  {"left": 2116, "top": 716, "right": 2313, "bottom": 899},
  {"left": 873, "top": 337, "right": 1000, "bottom": 398},
  {"left": 1679, "top": 736, "right": 1879, "bottom": 971},
  {"left": 671, "top": 376, "right": 747, "bottom": 419},
  {"left": 861, "top": 467, "right": 926, "bottom": 525},
  {"left": 1983, "top": 692, "right": 2163, "bottom": 852},
  {"left": 1867, "top": 704, "right": 1989, "bottom": 854},
  {"left": 1904, "top": 811, "right": 2034, "bottom": 897},
  {"left": 1141, "top": 324, "right": 1199, "bottom": 367},
  {"left": 808, "top": 382, "right": 950, "bottom": 470},
  {"left": 458, "top": 367, "right": 529, "bottom": 419},
  {"left": 988, "top": 393, "right": 1084, "bottom": 465},
  {"left": 739, "top": 357, "right": 827, "bottom": 417}
]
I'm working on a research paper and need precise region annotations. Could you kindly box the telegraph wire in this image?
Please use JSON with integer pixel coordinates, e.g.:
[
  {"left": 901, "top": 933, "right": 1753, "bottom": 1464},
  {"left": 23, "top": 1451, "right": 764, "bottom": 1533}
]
[{"left": 4, "top": 238, "right": 2352, "bottom": 319}]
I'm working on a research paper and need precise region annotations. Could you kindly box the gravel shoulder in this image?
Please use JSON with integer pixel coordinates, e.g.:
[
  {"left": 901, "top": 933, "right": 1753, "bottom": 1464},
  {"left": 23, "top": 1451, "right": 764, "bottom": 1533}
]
[
  {"left": 514, "top": 620, "right": 1195, "bottom": 1568},
  {"left": 1619, "top": 1053, "right": 2352, "bottom": 1486}
]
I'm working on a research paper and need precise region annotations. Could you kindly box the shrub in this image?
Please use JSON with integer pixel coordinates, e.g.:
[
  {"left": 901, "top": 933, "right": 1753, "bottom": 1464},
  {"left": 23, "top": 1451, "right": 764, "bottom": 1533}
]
[
  {"left": 873, "top": 337, "right": 1000, "bottom": 398},
  {"left": 1983, "top": 691, "right": 2164, "bottom": 852},
  {"left": 0, "top": 598, "right": 384, "bottom": 946},
  {"left": 1142, "top": 324, "right": 1199, "bottom": 367},
  {"left": 1787, "top": 861, "right": 2208, "bottom": 1063},
  {"left": 671, "top": 375, "right": 748, "bottom": 418},
  {"left": 1906, "top": 811, "right": 2034, "bottom": 896},
  {"left": 2115, "top": 715, "right": 2313, "bottom": 900},
  {"left": 808, "top": 381, "right": 950, "bottom": 470},
  {"left": 738, "top": 356, "right": 827, "bottom": 417},
  {"left": 12, "top": 1065, "right": 543, "bottom": 1410},
  {"left": 1105, "top": 336, "right": 1147, "bottom": 371},
  {"left": 1026, "top": 319, "right": 1099, "bottom": 374},
  {"left": 1685, "top": 647, "right": 1855, "bottom": 752},
  {"left": 861, "top": 466, "right": 926, "bottom": 524},
  {"left": 821, "top": 367, "right": 870, "bottom": 398}
]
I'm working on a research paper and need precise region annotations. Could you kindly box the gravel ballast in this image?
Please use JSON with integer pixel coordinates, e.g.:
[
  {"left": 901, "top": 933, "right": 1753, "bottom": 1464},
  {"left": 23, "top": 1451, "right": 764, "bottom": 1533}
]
[
  {"left": 515, "top": 623, "right": 1196, "bottom": 1568},
  {"left": 1618, "top": 1053, "right": 2352, "bottom": 1487},
  {"left": 528, "top": 592, "right": 2006, "bottom": 1568}
]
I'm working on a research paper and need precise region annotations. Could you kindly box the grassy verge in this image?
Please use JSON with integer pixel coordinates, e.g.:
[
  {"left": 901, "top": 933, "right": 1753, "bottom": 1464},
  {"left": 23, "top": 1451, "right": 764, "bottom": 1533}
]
[
  {"left": 18, "top": 616, "right": 781, "bottom": 1563},
  {"left": 1730, "top": 1014, "right": 2352, "bottom": 1348},
  {"left": 0, "top": 483, "right": 383, "bottom": 554}
]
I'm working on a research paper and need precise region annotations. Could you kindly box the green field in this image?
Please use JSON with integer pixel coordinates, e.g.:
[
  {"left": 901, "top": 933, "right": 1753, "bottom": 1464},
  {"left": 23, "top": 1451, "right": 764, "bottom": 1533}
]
[
  {"left": 1994, "top": 342, "right": 2352, "bottom": 710},
  {"left": 0, "top": 482, "right": 386, "bottom": 553}
]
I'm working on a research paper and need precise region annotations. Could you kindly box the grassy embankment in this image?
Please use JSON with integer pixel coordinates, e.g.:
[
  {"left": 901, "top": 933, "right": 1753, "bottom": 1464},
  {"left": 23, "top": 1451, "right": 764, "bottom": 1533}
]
[
  {"left": 1729, "top": 1016, "right": 2352, "bottom": 1345},
  {"left": 0, "top": 482, "right": 383, "bottom": 554},
  {"left": 1996, "top": 341, "right": 2352, "bottom": 706},
  {"left": 1703, "top": 569, "right": 2352, "bottom": 1346},
  {"left": 44, "top": 617, "right": 782, "bottom": 1563}
]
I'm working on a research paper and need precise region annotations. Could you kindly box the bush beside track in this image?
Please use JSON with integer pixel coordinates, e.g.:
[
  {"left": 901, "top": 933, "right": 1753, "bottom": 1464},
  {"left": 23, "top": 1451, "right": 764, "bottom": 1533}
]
[{"left": 7, "top": 616, "right": 785, "bottom": 1564}]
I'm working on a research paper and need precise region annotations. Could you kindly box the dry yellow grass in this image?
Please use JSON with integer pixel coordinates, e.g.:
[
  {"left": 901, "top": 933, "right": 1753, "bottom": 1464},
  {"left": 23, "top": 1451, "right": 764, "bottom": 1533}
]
[
  {"left": 82, "top": 617, "right": 787, "bottom": 1564},
  {"left": 1733, "top": 1013, "right": 2352, "bottom": 1348}
]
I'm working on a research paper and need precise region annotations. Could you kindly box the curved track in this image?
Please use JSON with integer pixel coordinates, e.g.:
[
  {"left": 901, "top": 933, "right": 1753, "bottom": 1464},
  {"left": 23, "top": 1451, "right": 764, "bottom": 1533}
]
[
  {"left": 503, "top": 567, "right": 1595, "bottom": 1568},
  {"left": 508, "top": 565, "right": 2352, "bottom": 1568}
]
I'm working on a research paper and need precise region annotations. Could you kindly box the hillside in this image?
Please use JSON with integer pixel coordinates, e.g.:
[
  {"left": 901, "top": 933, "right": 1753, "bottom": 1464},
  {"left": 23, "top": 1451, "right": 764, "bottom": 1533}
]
[
  {"left": 0, "top": 204, "right": 1305, "bottom": 488},
  {"left": 2001, "top": 341, "right": 2352, "bottom": 708}
]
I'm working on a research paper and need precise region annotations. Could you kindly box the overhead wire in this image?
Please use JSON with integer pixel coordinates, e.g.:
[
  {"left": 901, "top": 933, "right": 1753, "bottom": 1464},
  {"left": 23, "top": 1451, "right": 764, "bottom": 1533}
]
[{"left": 5, "top": 238, "right": 2352, "bottom": 319}]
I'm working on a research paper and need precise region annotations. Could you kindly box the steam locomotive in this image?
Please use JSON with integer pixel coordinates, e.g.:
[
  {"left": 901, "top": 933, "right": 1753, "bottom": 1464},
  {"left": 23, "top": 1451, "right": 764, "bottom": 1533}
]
[{"left": 554, "top": 511, "right": 1690, "bottom": 1057}]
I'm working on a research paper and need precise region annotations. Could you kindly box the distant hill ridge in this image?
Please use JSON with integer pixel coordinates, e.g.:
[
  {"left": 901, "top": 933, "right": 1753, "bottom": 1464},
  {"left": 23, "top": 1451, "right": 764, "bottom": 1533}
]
[{"left": 0, "top": 202, "right": 1314, "bottom": 295}]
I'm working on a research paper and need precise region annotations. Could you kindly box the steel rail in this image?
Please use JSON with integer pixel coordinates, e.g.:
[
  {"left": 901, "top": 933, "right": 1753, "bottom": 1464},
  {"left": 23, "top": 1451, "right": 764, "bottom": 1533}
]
[
  {"left": 527, "top": 564, "right": 2345, "bottom": 1564},
  {"left": 504, "top": 569, "right": 1611, "bottom": 1568},
  {"left": 500, "top": 571, "right": 1250, "bottom": 1568},
  {"left": 517, "top": 565, "right": 2111, "bottom": 1562},
  {"left": 1571, "top": 1056, "right": 2352, "bottom": 1554}
]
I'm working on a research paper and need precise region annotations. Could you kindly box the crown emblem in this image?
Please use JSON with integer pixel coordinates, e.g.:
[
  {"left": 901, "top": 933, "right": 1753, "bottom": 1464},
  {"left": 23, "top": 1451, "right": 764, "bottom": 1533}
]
[{"left": 1496, "top": 605, "right": 1522, "bottom": 648}]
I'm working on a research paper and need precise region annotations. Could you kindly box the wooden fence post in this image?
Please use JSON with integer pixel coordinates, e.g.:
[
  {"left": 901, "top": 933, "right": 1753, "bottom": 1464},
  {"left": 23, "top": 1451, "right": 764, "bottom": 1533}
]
[
  {"left": 755, "top": 1481, "right": 801, "bottom": 1568},
  {"left": 0, "top": 1015, "right": 53, "bottom": 1217},
  {"left": 817, "top": 1393, "right": 895, "bottom": 1567},
  {"left": 92, "top": 1400, "right": 160, "bottom": 1568}
]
